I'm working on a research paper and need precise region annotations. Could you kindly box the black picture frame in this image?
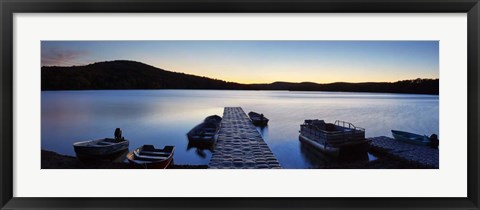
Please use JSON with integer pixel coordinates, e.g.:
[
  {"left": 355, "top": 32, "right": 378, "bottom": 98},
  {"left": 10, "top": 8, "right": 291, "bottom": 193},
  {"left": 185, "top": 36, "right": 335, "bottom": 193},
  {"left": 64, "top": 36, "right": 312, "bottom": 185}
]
[{"left": 1, "top": 0, "right": 479, "bottom": 209}]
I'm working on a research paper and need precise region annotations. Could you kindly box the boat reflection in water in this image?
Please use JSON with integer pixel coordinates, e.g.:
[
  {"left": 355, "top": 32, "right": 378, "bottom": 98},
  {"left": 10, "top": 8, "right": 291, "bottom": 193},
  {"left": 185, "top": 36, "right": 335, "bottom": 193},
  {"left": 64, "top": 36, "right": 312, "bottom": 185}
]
[
  {"left": 299, "top": 140, "right": 370, "bottom": 168},
  {"left": 187, "top": 141, "right": 214, "bottom": 159},
  {"left": 253, "top": 125, "right": 269, "bottom": 140},
  {"left": 256, "top": 125, "right": 269, "bottom": 136},
  {"left": 127, "top": 145, "right": 175, "bottom": 169},
  {"left": 299, "top": 141, "right": 332, "bottom": 168},
  {"left": 186, "top": 115, "right": 221, "bottom": 159}
]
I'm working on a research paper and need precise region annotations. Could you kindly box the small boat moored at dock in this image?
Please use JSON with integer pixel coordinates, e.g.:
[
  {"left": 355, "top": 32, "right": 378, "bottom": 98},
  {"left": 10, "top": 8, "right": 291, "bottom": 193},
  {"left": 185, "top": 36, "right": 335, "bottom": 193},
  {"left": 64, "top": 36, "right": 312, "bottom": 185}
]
[
  {"left": 248, "top": 111, "right": 269, "bottom": 126},
  {"left": 187, "top": 115, "right": 222, "bottom": 144},
  {"left": 391, "top": 130, "right": 433, "bottom": 146},
  {"left": 127, "top": 145, "right": 175, "bottom": 169},
  {"left": 299, "top": 120, "right": 370, "bottom": 158},
  {"left": 73, "top": 128, "right": 129, "bottom": 160}
]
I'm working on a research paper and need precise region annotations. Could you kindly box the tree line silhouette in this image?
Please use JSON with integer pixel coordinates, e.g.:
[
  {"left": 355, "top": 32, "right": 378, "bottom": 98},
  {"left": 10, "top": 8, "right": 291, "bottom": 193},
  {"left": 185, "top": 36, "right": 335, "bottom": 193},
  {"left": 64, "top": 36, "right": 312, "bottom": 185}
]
[{"left": 41, "top": 60, "right": 439, "bottom": 95}]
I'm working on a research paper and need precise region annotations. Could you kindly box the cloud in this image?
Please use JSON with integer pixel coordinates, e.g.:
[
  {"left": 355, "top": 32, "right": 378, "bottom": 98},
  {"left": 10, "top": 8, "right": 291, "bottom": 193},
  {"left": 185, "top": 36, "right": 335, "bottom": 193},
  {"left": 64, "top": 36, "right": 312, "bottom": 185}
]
[{"left": 41, "top": 47, "right": 90, "bottom": 67}]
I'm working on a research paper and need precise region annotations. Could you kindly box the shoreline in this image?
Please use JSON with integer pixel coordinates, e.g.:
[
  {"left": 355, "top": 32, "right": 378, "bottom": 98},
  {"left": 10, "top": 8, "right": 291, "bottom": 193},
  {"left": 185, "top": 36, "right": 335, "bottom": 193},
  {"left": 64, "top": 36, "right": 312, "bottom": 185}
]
[
  {"left": 41, "top": 149, "right": 429, "bottom": 169},
  {"left": 41, "top": 150, "right": 208, "bottom": 169},
  {"left": 40, "top": 89, "right": 439, "bottom": 95}
]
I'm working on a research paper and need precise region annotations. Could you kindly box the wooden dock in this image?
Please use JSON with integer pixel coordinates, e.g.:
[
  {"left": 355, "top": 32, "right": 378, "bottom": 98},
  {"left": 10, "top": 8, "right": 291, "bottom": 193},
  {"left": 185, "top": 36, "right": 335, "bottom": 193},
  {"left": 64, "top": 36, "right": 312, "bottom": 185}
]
[
  {"left": 368, "top": 136, "right": 439, "bottom": 168},
  {"left": 208, "top": 107, "right": 281, "bottom": 169}
]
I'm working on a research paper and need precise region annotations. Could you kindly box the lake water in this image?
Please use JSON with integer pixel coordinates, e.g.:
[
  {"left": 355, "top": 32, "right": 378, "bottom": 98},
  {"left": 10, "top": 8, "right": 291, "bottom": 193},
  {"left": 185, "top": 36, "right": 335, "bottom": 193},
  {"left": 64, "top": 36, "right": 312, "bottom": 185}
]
[{"left": 41, "top": 90, "right": 439, "bottom": 168}]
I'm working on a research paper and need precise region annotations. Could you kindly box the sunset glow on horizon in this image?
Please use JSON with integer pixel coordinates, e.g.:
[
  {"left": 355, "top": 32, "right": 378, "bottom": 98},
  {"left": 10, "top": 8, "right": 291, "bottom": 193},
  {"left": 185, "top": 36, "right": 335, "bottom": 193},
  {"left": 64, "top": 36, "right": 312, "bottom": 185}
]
[{"left": 41, "top": 41, "right": 439, "bottom": 84}]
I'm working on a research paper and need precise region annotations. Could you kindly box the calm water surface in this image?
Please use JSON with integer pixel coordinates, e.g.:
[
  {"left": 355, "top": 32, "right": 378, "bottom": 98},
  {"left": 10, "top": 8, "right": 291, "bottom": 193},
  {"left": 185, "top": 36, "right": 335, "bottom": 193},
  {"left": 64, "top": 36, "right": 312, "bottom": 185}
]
[{"left": 41, "top": 90, "right": 439, "bottom": 168}]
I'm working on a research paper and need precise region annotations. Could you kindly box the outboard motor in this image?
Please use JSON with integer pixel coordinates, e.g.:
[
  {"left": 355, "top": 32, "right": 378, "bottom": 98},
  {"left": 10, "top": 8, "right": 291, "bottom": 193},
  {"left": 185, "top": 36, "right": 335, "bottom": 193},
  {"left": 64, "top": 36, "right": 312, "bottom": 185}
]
[
  {"left": 429, "top": 134, "right": 439, "bottom": 149},
  {"left": 114, "top": 128, "right": 123, "bottom": 141}
]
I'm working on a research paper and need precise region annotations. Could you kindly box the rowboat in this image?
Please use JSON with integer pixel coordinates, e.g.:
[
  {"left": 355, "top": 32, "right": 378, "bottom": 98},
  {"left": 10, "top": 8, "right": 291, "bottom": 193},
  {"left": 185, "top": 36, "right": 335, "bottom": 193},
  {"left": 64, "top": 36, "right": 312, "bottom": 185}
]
[
  {"left": 299, "top": 119, "right": 369, "bottom": 158},
  {"left": 187, "top": 115, "right": 222, "bottom": 144},
  {"left": 127, "top": 145, "right": 175, "bottom": 169},
  {"left": 73, "top": 138, "right": 129, "bottom": 159},
  {"left": 248, "top": 111, "right": 269, "bottom": 126},
  {"left": 391, "top": 130, "right": 431, "bottom": 146}
]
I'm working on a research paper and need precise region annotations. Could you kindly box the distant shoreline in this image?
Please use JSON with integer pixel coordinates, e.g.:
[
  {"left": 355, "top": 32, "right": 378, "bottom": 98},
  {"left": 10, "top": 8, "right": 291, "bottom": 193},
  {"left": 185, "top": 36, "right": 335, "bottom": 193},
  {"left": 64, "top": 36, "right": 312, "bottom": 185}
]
[
  {"left": 42, "top": 60, "right": 439, "bottom": 95},
  {"left": 40, "top": 88, "right": 440, "bottom": 95}
]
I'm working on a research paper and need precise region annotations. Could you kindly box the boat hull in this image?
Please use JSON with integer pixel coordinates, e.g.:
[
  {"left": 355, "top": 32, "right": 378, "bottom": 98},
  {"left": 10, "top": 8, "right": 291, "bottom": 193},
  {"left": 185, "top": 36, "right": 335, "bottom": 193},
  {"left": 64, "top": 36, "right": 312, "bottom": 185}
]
[
  {"left": 204, "top": 115, "right": 222, "bottom": 123},
  {"left": 299, "top": 134, "right": 340, "bottom": 157},
  {"left": 127, "top": 145, "right": 175, "bottom": 169},
  {"left": 248, "top": 112, "right": 269, "bottom": 126},
  {"left": 73, "top": 138, "right": 129, "bottom": 159},
  {"left": 127, "top": 155, "right": 173, "bottom": 169},
  {"left": 187, "top": 120, "right": 220, "bottom": 144},
  {"left": 251, "top": 119, "right": 269, "bottom": 126},
  {"left": 391, "top": 130, "right": 430, "bottom": 146}
]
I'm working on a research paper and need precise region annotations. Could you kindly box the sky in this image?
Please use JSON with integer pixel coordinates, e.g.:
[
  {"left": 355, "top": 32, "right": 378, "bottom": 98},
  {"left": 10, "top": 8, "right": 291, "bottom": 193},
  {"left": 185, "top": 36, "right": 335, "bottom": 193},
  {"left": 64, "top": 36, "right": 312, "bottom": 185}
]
[{"left": 41, "top": 41, "right": 439, "bottom": 84}]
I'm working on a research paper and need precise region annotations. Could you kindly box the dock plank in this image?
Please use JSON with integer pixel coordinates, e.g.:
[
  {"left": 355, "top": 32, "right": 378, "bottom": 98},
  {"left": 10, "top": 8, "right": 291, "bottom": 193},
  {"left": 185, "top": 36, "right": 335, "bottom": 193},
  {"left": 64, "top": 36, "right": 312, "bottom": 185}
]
[
  {"left": 368, "top": 136, "right": 439, "bottom": 168},
  {"left": 208, "top": 107, "right": 281, "bottom": 169}
]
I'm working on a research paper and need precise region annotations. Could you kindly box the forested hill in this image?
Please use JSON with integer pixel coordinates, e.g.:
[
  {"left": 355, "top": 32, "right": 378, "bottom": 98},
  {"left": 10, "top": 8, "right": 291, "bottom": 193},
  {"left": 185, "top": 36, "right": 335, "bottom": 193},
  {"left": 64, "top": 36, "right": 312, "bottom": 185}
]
[
  {"left": 41, "top": 60, "right": 439, "bottom": 95},
  {"left": 41, "top": 60, "right": 244, "bottom": 90}
]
